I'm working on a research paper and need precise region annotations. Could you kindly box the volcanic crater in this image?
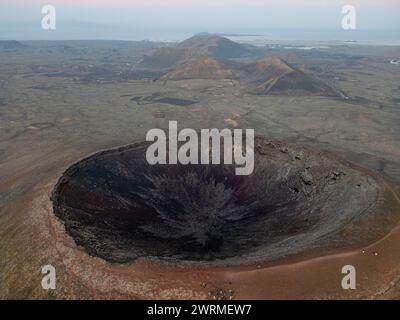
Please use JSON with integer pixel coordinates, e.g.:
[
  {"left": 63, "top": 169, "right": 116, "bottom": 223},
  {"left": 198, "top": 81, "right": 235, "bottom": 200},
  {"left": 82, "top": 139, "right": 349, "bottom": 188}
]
[{"left": 51, "top": 137, "right": 399, "bottom": 265}]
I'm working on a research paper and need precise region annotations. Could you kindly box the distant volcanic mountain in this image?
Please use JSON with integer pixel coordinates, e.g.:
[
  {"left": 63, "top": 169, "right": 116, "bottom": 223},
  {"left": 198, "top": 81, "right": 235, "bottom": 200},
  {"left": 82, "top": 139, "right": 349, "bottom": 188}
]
[
  {"left": 0, "top": 40, "right": 25, "bottom": 50},
  {"left": 140, "top": 34, "right": 344, "bottom": 98},
  {"left": 239, "top": 56, "right": 343, "bottom": 96},
  {"left": 140, "top": 34, "right": 249, "bottom": 70},
  {"left": 139, "top": 47, "right": 208, "bottom": 70},
  {"left": 161, "top": 54, "right": 344, "bottom": 98},
  {"left": 161, "top": 57, "right": 239, "bottom": 80},
  {"left": 177, "top": 34, "right": 250, "bottom": 59}
]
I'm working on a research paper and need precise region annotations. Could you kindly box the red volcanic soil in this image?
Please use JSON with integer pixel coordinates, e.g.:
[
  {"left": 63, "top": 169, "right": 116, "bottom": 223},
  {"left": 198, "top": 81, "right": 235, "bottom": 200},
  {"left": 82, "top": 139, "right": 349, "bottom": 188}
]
[
  {"left": 28, "top": 137, "right": 400, "bottom": 299},
  {"left": 162, "top": 58, "right": 238, "bottom": 81},
  {"left": 159, "top": 55, "right": 345, "bottom": 98}
]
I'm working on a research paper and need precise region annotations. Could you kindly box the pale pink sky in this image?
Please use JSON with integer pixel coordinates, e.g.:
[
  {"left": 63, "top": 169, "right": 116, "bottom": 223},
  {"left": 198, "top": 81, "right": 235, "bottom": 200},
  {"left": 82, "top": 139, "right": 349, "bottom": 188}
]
[
  {"left": 4, "top": 0, "right": 400, "bottom": 7},
  {"left": 0, "top": 0, "right": 400, "bottom": 37}
]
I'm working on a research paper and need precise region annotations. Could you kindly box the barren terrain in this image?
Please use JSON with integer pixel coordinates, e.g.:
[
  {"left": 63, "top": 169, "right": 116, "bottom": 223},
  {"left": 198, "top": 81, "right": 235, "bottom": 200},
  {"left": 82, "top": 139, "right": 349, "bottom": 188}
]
[{"left": 1, "top": 38, "right": 400, "bottom": 299}]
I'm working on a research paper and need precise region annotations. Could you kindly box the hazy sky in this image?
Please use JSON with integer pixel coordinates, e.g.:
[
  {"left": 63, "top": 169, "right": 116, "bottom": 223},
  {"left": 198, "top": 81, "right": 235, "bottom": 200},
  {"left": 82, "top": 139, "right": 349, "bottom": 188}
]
[{"left": 1, "top": 0, "right": 399, "bottom": 40}]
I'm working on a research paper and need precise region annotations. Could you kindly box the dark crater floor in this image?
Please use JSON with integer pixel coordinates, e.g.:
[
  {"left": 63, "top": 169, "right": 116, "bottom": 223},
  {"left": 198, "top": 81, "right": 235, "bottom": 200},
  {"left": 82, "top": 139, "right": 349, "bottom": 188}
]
[{"left": 52, "top": 137, "right": 395, "bottom": 264}]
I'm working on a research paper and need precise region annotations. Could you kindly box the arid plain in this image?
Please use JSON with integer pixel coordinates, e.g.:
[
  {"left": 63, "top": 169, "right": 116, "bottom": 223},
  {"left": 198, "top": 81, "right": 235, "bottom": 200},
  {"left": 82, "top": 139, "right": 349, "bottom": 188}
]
[{"left": 1, "top": 36, "right": 400, "bottom": 299}]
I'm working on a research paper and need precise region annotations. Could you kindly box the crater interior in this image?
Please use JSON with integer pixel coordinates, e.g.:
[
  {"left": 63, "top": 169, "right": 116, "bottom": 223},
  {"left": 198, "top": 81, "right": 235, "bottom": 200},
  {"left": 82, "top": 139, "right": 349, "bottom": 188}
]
[{"left": 52, "top": 137, "right": 393, "bottom": 264}]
